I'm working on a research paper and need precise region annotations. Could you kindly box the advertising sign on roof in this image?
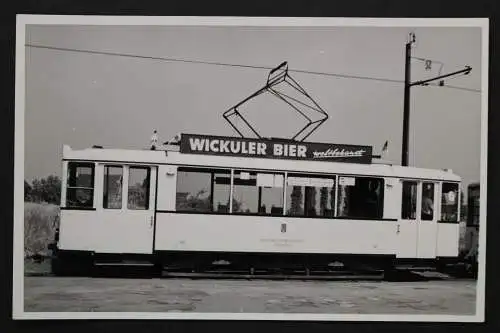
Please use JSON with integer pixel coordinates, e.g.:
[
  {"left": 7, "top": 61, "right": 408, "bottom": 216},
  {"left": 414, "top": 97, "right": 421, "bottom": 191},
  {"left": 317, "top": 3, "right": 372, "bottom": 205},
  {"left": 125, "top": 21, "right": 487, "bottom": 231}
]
[{"left": 179, "top": 133, "right": 373, "bottom": 164}]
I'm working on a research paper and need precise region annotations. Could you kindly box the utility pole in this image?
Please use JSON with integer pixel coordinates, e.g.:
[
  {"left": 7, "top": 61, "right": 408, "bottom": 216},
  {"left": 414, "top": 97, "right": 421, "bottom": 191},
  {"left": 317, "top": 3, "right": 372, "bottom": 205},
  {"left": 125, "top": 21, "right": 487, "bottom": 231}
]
[
  {"left": 401, "top": 33, "right": 415, "bottom": 167},
  {"left": 401, "top": 32, "right": 472, "bottom": 167}
]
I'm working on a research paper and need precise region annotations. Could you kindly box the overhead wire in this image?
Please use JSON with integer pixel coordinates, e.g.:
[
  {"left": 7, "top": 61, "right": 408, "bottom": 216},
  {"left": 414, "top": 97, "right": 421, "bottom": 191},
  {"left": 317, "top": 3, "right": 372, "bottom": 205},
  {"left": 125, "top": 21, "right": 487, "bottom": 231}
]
[{"left": 25, "top": 43, "right": 481, "bottom": 93}]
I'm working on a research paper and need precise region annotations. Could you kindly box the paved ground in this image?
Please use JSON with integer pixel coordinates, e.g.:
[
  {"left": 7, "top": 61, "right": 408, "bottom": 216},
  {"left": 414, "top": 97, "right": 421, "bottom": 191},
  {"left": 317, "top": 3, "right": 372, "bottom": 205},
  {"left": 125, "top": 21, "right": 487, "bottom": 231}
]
[{"left": 24, "top": 276, "right": 477, "bottom": 314}]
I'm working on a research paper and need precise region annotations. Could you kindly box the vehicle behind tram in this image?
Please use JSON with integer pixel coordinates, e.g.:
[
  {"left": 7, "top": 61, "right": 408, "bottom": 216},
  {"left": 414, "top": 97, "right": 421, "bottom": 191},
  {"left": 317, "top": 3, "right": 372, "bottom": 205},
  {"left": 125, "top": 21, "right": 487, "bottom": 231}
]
[
  {"left": 461, "top": 182, "right": 480, "bottom": 274},
  {"left": 49, "top": 133, "right": 463, "bottom": 278}
]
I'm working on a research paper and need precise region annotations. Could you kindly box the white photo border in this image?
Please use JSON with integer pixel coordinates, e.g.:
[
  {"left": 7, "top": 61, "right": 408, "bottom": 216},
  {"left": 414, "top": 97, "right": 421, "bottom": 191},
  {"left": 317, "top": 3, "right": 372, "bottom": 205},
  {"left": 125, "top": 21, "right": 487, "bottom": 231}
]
[{"left": 13, "top": 14, "right": 489, "bottom": 322}]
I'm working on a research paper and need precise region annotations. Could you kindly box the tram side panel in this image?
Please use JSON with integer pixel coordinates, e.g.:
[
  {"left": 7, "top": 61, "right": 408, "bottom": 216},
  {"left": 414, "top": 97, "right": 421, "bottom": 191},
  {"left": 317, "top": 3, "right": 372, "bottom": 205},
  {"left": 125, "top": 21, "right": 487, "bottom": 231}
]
[
  {"left": 156, "top": 165, "right": 178, "bottom": 213},
  {"left": 154, "top": 165, "right": 399, "bottom": 258},
  {"left": 58, "top": 210, "right": 97, "bottom": 252},
  {"left": 436, "top": 223, "right": 460, "bottom": 257},
  {"left": 154, "top": 213, "right": 399, "bottom": 256},
  {"left": 57, "top": 161, "right": 98, "bottom": 253}
]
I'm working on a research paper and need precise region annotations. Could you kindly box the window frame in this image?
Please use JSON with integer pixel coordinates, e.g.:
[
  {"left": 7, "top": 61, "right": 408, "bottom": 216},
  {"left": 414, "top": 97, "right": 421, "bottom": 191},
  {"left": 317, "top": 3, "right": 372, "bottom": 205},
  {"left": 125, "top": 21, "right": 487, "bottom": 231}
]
[
  {"left": 65, "top": 161, "right": 95, "bottom": 209},
  {"left": 401, "top": 180, "right": 418, "bottom": 220},
  {"left": 102, "top": 164, "right": 124, "bottom": 210},
  {"left": 421, "top": 182, "right": 436, "bottom": 221},
  {"left": 285, "top": 172, "right": 337, "bottom": 218},
  {"left": 175, "top": 166, "right": 232, "bottom": 214},
  {"left": 440, "top": 182, "right": 460, "bottom": 223},
  {"left": 336, "top": 175, "right": 385, "bottom": 220},
  {"left": 173, "top": 166, "right": 393, "bottom": 221},
  {"left": 127, "top": 165, "right": 152, "bottom": 210},
  {"left": 231, "top": 169, "right": 285, "bottom": 216}
]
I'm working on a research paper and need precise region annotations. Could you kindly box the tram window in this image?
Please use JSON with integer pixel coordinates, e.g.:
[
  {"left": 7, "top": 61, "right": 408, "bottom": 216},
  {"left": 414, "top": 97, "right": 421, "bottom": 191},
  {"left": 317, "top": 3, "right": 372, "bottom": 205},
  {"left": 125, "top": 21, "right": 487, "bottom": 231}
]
[
  {"left": 232, "top": 171, "right": 284, "bottom": 215},
  {"left": 212, "top": 170, "right": 231, "bottom": 213},
  {"left": 66, "top": 162, "right": 95, "bottom": 208},
  {"left": 286, "top": 184, "right": 304, "bottom": 216},
  {"left": 175, "top": 167, "right": 231, "bottom": 213},
  {"left": 127, "top": 167, "right": 150, "bottom": 210},
  {"left": 103, "top": 166, "right": 123, "bottom": 209},
  {"left": 176, "top": 169, "right": 212, "bottom": 212},
  {"left": 441, "top": 182, "right": 459, "bottom": 222},
  {"left": 285, "top": 175, "right": 335, "bottom": 217},
  {"left": 401, "top": 181, "right": 417, "bottom": 219},
  {"left": 337, "top": 177, "right": 384, "bottom": 219},
  {"left": 260, "top": 173, "right": 285, "bottom": 216},
  {"left": 421, "top": 182, "right": 435, "bottom": 221}
]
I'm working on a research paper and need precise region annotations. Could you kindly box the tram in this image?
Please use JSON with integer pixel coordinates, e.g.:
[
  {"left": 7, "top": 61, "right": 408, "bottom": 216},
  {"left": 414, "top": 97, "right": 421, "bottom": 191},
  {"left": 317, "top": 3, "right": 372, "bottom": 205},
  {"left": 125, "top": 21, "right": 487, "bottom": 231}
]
[
  {"left": 49, "top": 133, "right": 463, "bottom": 277},
  {"left": 48, "top": 61, "right": 464, "bottom": 278}
]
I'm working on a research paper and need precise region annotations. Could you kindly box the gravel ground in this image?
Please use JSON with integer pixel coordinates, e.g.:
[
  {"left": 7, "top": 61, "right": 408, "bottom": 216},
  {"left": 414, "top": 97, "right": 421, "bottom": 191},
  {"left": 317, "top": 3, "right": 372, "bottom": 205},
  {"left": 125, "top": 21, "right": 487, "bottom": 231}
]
[{"left": 24, "top": 276, "right": 477, "bottom": 315}]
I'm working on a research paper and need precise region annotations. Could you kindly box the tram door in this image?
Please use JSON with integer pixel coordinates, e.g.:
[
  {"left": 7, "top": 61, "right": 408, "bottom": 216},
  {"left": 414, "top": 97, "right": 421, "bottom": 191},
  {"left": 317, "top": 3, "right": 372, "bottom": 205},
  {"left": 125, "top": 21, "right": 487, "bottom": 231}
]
[
  {"left": 95, "top": 164, "right": 157, "bottom": 254},
  {"left": 399, "top": 180, "right": 439, "bottom": 258},
  {"left": 398, "top": 180, "right": 419, "bottom": 258},
  {"left": 416, "top": 181, "right": 438, "bottom": 258}
]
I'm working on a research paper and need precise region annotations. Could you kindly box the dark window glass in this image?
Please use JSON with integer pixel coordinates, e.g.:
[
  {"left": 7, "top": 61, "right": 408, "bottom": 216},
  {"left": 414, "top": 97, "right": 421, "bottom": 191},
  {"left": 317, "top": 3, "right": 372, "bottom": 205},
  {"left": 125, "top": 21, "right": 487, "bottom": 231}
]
[
  {"left": 213, "top": 171, "right": 231, "bottom": 213},
  {"left": 337, "top": 177, "right": 384, "bottom": 219},
  {"left": 401, "top": 181, "right": 417, "bottom": 219},
  {"left": 285, "top": 175, "right": 335, "bottom": 217},
  {"left": 127, "top": 167, "right": 151, "bottom": 210},
  {"left": 441, "top": 182, "right": 459, "bottom": 222},
  {"left": 103, "top": 166, "right": 123, "bottom": 209},
  {"left": 176, "top": 168, "right": 231, "bottom": 213},
  {"left": 232, "top": 171, "right": 284, "bottom": 215},
  {"left": 421, "top": 182, "right": 435, "bottom": 221}
]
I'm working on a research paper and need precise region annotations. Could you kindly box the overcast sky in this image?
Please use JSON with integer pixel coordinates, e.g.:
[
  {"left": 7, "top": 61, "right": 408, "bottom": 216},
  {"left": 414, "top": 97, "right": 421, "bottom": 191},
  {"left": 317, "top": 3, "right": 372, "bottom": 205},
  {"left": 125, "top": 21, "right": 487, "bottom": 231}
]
[{"left": 24, "top": 23, "right": 483, "bottom": 192}]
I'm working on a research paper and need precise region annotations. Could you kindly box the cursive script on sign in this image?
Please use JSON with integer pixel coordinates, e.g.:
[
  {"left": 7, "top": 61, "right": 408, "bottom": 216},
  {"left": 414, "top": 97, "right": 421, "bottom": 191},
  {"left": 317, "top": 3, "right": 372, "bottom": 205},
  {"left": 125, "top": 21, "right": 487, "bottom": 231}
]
[{"left": 312, "top": 148, "right": 367, "bottom": 158}]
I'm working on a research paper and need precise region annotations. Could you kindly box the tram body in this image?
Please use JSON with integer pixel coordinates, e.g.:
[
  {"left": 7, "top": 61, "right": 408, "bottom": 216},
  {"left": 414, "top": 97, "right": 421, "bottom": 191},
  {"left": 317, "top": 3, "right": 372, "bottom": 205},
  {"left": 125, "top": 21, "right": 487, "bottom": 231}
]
[{"left": 50, "top": 136, "right": 463, "bottom": 275}]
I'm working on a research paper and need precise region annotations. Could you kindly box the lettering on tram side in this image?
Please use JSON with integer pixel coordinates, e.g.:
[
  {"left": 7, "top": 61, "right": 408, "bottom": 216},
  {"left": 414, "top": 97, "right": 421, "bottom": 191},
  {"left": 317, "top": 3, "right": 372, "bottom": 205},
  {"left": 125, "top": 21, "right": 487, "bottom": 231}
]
[
  {"left": 259, "top": 238, "right": 304, "bottom": 247},
  {"left": 179, "top": 133, "right": 373, "bottom": 163}
]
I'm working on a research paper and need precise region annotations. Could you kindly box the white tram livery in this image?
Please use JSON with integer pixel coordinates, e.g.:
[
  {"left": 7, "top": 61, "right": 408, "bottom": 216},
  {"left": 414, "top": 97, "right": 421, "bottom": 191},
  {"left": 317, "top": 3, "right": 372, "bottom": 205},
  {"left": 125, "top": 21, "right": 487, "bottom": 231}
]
[{"left": 49, "top": 133, "right": 462, "bottom": 277}]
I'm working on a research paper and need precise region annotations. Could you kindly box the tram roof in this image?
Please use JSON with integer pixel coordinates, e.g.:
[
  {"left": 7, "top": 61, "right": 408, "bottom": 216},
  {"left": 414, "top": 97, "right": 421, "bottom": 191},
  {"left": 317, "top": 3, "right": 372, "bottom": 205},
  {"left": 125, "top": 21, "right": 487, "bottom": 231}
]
[{"left": 62, "top": 144, "right": 461, "bottom": 182}]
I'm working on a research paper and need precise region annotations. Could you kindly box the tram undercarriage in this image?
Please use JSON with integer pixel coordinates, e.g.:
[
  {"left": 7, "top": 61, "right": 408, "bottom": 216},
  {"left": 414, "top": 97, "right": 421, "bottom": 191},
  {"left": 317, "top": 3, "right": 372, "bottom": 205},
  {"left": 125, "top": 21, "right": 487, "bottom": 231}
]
[{"left": 49, "top": 245, "right": 466, "bottom": 280}]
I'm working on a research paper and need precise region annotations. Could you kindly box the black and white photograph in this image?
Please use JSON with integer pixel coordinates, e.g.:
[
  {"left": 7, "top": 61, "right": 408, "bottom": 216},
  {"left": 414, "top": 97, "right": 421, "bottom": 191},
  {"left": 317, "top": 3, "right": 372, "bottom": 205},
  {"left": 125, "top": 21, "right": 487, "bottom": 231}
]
[{"left": 13, "top": 15, "right": 488, "bottom": 322}]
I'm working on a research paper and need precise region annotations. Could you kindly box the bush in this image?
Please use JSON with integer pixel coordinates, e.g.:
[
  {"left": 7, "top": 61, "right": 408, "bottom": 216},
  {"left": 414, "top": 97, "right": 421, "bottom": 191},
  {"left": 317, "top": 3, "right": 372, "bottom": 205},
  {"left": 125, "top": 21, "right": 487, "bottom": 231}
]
[
  {"left": 24, "top": 202, "right": 60, "bottom": 258},
  {"left": 25, "top": 175, "right": 61, "bottom": 205}
]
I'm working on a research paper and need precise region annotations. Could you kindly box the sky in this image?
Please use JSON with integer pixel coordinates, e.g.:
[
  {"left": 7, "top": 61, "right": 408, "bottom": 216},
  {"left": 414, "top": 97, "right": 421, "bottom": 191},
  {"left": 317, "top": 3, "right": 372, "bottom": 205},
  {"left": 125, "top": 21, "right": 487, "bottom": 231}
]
[{"left": 23, "top": 23, "right": 483, "bottom": 193}]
